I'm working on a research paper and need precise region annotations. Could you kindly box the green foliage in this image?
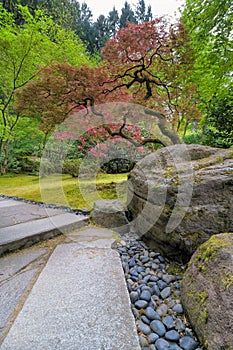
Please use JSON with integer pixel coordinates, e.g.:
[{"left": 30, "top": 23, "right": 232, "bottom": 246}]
[
  {"left": 63, "top": 159, "right": 82, "bottom": 177},
  {"left": 0, "top": 3, "right": 91, "bottom": 173},
  {"left": 182, "top": 0, "right": 233, "bottom": 109},
  {"left": 202, "top": 89, "right": 233, "bottom": 148}
]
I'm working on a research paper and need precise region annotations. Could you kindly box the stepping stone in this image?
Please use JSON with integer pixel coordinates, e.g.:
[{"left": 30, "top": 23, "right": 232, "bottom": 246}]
[
  {"left": 0, "top": 212, "right": 88, "bottom": 256},
  {"left": 1, "top": 241, "right": 140, "bottom": 349}
]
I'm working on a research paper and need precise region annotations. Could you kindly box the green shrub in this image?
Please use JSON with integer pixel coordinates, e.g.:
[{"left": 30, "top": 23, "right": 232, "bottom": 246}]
[{"left": 63, "top": 159, "right": 82, "bottom": 177}]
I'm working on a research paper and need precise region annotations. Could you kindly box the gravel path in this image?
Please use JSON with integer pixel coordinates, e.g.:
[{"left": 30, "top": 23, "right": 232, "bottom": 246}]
[{"left": 115, "top": 233, "right": 203, "bottom": 350}]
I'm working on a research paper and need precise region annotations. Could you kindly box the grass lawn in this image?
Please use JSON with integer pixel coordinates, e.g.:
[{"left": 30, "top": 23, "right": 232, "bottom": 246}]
[{"left": 0, "top": 173, "right": 128, "bottom": 210}]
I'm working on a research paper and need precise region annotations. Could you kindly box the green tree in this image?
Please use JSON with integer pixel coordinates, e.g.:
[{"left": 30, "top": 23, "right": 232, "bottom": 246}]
[
  {"left": 108, "top": 6, "right": 119, "bottom": 37},
  {"left": 202, "top": 88, "right": 233, "bottom": 148},
  {"left": 182, "top": 0, "right": 233, "bottom": 110},
  {"left": 93, "top": 14, "right": 109, "bottom": 51},
  {"left": 119, "top": 1, "right": 136, "bottom": 28},
  {"left": 0, "top": 4, "right": 91, "bottom": 174},
  {"left": 135, "top": 0, "right": 146, "bottom": 23}
]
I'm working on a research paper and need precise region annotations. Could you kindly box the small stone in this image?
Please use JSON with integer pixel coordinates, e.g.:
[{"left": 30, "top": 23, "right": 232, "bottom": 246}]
[
  {"left": 158, "top": 255, "right": 165, "bottom": 262},
  {"left": 132, "top": 307, "right": 140, "bottom": 319},
  {"left": 157, "top": 280, "right": 167, "bottom": 290},
  {"left": 130, "top": 268, "right": 138, "bottom": 277},
  {"left": 122, "top": 262, "right": 129, "bottom": 273},
  {"left": 130, "top": 291, "right": 139, "bottom": 303},
  {"left": 138, "top": 320, "right": 151, "bottom": 335},
  {"left": 168, "top": 342, "right": 183, "bottom": 350},
  {"left": 173, "top": 303, "right": 183, "bottom": 314},
  {"left": 141, "top": 257, "right": 150, "bottom": 263},
  {"left": 161, "top": 286, "right": 171, "bottom": 299},
  {"left": 162, "top": 274, "right": 176, "bottom": 284},
  {"left": 145, "top": 306, "right": 161, "bottom": 320},
  {"left": 174, "top": 318, "right": 185, "bottom": 332},
  {"left": 141, "top": 315, "right": 150, "bottom": 325},
  {"left": 139, "top": 335, "right": 149, "bottom": 347},
  {"left": 129, "top": 258, "right": 136, "bottom": 267},
  {"left": 148, "top": 333, "right": 159, "bottom": 344},
  {"left": 152, "top": 284, "right": 160, "bottom": 296},
  {"left": 152, "top": 263, "right": 159, "bottom": 270},
  {"left": 140, "top": 290, "right": 151, "bottom": 302},
  {"left": 157, "top": 303, "right": 168, "bottom": 316},
  {"left": 163, "top": 315, "right": 175, "bottom": 329},
  {"left": 150, "top": 345, "right": 156, "bottom": 350},
  {"left": 150, "top": 320, "right": 166, "bottom": 336},
  {"left": 137, "top": 266, "right": 144, "bottom": 273},
  {"left": 179, "top": 336, "right": 198, "bottom": 350},
  {"left": 155, "top": 338, "right": 170, "bottom": 350},
  {"left": 150, "top": 275, "right": 158, "bottom": 282},
  {"left": 141, "top": 286, "right": 152, "bottom": 292},
  {"left": 135, "top": 300, "right": 148, "bottom": 309},
  {"left": 165, "top": 330, "right": 180, "bottom": 342}
]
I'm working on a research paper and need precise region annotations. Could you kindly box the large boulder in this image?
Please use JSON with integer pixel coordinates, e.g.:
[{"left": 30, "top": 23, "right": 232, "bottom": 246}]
[
  {"left": 127, "top": 144, "right": 233, "bottom": 261},
  {"left": 181, "top": 233, "right": 233, "bottom": 349}
]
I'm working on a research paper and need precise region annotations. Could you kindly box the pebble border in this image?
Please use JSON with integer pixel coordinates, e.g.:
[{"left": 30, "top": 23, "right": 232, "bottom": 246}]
[{"left": 115, "top": 234, "right": 203, "bottom": 350}]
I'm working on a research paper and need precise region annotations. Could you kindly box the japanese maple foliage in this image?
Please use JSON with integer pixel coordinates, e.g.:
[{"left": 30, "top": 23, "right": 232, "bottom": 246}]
[{"left": 16, "top": 18, "right": 199, "bottom": 151}]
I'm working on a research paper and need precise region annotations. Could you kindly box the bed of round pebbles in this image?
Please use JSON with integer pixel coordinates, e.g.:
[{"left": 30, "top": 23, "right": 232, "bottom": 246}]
[{"left": 115, "top": 234, "right": 203, "bottom": 350}]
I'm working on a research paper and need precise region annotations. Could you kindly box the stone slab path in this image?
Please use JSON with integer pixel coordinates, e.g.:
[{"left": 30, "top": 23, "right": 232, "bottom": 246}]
[
  {"left": 0, "top": 199, "right": 140, "bottom": 349},
  {"left": 0, "top": 199, "right": 88, "bottom": 256}
]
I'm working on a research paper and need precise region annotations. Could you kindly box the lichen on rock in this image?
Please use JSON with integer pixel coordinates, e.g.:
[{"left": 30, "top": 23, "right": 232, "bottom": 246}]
[{"left": 181, "top": 233, "right": 233, "bottom": 350}]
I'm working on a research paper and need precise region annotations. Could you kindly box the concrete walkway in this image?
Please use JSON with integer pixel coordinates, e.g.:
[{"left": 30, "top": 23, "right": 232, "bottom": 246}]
[{"left": 0, "top": 199, "right": 140, "bottom": 349}]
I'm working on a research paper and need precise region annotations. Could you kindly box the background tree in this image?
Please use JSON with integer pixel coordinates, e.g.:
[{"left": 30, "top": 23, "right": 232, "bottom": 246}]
[
  {"left": 15, "top": 19, "right": 200, "bottom": 151},
  {"left": 119, "top": 1, "right": 136, "bottom": 28},
  {"left": 0, "top": 4, "right": 91, "bottom": 174},
  {"left": 182, "top": 0, "right": 233, "bottom": 111},
  {"left": 107, "top": 7, "right": 119, "bottom": 37},
  {"left": 202, "top": 88, "right": 233, "bottom": 148}
]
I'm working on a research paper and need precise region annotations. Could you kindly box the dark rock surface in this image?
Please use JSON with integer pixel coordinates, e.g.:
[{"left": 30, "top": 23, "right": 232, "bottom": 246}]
[
  {"left": 127, "top": 144, "right": 233, "bottom": 261},
  {"left": 91, "top": 199, "right": 129, "bottom": 232},
  {"left": 181, "top": 233, "right": 233, "bottom": 350}
]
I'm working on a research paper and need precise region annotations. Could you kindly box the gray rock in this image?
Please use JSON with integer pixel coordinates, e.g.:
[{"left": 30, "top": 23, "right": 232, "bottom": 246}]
[
  {"left": 155, "top": 338, "right": 171, "bottom": 350},
  {"left": 172, "top": 303, "right": 183, "bottom": 314},
  {"left": 139, "top": 335, "right": 149, "bottom": 348},
  {"left": 181, "top": 233, "right": 233, "bottom": 350},
  {"left": 150, "top": 319, "right": 166, "bottom": 336},
  {"left": 168, "top": 342, "right": 182, "bottom": 350},
  {"left": 179, "top": 336, "right": 198, "bottom": 350},
  {"left": 135, "top": 300, "right": 148, "bottom": 309},
  {"left": 152, "top": 284, "right": 160, "bottom": 296},
  {"left": 161, "top": 286, "right": 171, "bottom": 299},
  {"left": 127, "top": 144, "right": 233, "bottom": 261},
  {"left": 157, "top": 303, "right": 168, "bottom": 316},
  {"left": 138, "top": 320, "right": 151, "bottom": 335},
  {"left": 148, "top": 333, "right": 159, "bottom": 343},
  {"left": 130, "top": 291, "right": 139, "bottom": 303},
  {"left": 146, "top": 306, "right": 161, "bottom": 320},
  {"left": 140, "top": 290, "right": 151, "bottom": 301},
  {"left": 91, "top": 199, "right": 129, "bottom": 233},
  {"left": 163, "top": 315, "right": 175, "bottom": 329},
  {"left": 141, "top": 315, "right": 150, "bottom": 325},
  {"left": 174, "top": 318, "right": 185, "bottom": 332},
  {"left": 165, "top": 330, "right": 180, "bottom": 342}
]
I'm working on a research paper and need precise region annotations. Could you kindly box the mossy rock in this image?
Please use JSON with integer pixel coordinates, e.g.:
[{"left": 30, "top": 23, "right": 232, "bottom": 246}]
[
  {"left": 181, "top": 233, "right": 233, "bottom": 350},
  {"left": 127, "top": 144, "right": 233, "bottom": 262}
]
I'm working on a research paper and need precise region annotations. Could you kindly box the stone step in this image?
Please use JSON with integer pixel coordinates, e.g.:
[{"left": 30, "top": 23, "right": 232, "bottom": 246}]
[
  {"left": 1, "top": 231, "right": 140, "bottom": 350},
  {"left": 0, "top": 213, "right": 88, "bottom": 256}
]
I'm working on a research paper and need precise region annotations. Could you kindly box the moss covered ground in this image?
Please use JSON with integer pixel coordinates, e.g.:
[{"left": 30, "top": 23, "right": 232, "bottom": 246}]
[{"left": 0, "top": 173, "right": 128, "bottom": 210}]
